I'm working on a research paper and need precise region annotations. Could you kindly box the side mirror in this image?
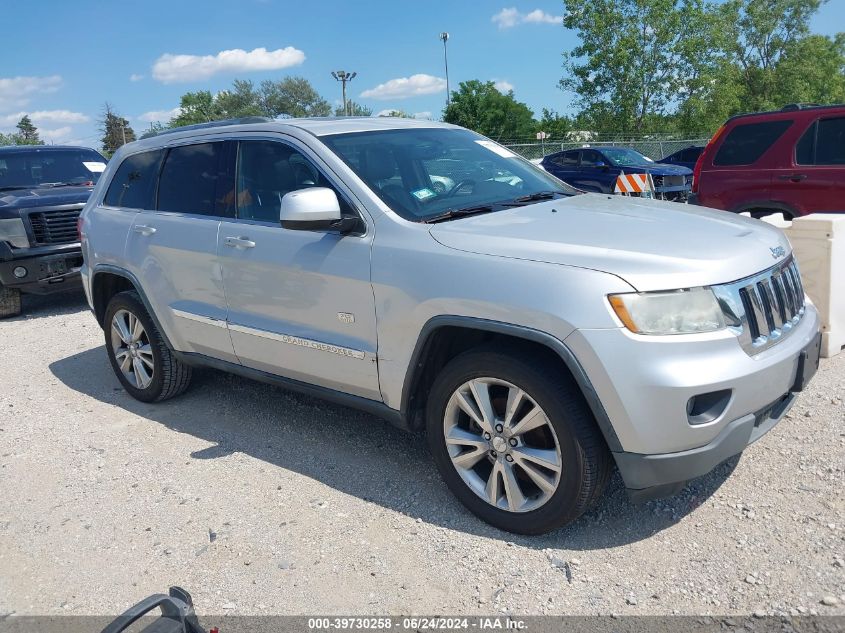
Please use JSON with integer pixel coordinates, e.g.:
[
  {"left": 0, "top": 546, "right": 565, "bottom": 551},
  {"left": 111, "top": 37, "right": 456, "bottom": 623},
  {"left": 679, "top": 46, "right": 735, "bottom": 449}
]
[
  {"left": 595, "top": 161, "right": 606, "bottom": 168},
  {"left": 279, "top": 187, "right": 355, "bottom": 233}
]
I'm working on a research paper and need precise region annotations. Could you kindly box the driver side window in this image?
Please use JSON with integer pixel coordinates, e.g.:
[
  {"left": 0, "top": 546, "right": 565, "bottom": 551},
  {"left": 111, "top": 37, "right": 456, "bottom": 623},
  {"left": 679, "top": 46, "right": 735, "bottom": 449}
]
[
  {"left": 580, "top": 150, "right": 603, "bottom": 166},
  {"left": 235, "top": 140, "right": 352, "bottom": 223}
]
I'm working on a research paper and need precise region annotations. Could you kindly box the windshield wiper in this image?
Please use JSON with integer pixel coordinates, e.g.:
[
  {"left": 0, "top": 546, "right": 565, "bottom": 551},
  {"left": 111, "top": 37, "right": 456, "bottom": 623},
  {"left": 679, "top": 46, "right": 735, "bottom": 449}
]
[
  {"left": 421, "top": 205, "right": 496, "bottom": 224},
  {"left": 41, "top": 181, "right": 93, "bottom": 188},
  {"left": 505, "top": 190, "right": 567, "bottom": 205},
  {"left": 0, "top": 185, "right": 31, "bottom": 192}
]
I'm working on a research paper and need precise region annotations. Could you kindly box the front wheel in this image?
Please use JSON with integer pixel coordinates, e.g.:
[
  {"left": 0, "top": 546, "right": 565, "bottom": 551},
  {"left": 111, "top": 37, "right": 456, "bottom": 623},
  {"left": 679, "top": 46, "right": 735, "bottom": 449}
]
[
  {"left": 426, "top": 348, "right": 611, "bottom": 534},
  {"left": 0, "top": 284, "right": 21, "bottom": 319},
  {"left": 104, "top": 290, "right": 192, "bottom": 402}
]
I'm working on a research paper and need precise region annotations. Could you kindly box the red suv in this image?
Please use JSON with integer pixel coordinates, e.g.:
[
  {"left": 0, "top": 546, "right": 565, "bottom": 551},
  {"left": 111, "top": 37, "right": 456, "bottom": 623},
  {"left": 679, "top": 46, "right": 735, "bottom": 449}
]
[{"left": 692, "top": 104, "right": 845, "bottom": 218}]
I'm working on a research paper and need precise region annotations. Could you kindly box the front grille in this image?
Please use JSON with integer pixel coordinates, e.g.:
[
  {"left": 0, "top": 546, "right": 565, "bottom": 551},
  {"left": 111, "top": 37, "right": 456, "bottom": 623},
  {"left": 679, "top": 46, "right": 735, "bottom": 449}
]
[
  {"left": 27, "top": 207, "right": 83, "bottom": 245},
  {"left": 713, "top": 257, "right": 806, "bottom": 355}
]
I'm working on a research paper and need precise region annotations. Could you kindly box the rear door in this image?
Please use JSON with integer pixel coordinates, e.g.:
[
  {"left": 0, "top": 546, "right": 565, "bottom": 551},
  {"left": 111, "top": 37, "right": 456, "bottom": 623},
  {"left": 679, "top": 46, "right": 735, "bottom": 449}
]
[
  {"left": 217, "top": 136, "right": 380, "bottom": 400},
  {"left": 123, "top": 139, "right": 238, "bottom": 362},
  {"left": 702, "top": 119, "right": 793, "bottom": 211},
  {"left": 544, "top": 150, "right": 580, "bottom": 183},
  {"left": 772, "top": 116, "right": 845, "bottom": 214}
]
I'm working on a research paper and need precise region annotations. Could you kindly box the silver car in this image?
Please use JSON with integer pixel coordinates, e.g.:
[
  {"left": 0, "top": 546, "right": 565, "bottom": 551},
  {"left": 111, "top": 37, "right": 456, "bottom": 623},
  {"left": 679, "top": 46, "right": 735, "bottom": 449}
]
[{"left": 79, "top": 117, "right": 821, "bottom": 534}]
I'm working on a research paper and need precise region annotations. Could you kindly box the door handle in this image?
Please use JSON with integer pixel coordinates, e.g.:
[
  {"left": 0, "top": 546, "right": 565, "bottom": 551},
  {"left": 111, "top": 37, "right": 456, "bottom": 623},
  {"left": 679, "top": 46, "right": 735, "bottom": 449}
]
[
  {"left": 224, "top": 236, "right": 256, "bottom": 249},
  {"left": 777, "top": 174, "right": 807, "bottom": 182},
  {"left": 133, "top": 225, "right": 156, "bottom": 236}
]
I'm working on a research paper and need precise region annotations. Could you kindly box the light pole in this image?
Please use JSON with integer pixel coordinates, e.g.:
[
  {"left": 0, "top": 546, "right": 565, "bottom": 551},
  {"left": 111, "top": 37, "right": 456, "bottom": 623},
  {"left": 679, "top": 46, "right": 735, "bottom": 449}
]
[
  {"left": 439, "top": 32, "right": 450, "bottom": 106},
  {"left": 331, "top": 70, "right": 357, "bottom": 116}
]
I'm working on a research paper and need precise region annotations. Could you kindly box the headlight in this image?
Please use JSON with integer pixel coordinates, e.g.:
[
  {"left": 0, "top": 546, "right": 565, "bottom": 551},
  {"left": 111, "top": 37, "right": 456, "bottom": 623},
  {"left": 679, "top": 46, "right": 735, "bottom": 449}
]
[
  {"left": 0, "top": 218, "right": 29, "bottom": 248},
  {"left": 608, "top": 287, "right": 726, "bottom": 335}
]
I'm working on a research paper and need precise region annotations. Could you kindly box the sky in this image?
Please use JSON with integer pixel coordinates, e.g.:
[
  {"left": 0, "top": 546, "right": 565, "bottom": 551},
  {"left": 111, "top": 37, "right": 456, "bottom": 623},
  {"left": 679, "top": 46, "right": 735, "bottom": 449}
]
[{"left": 2, "top": 0, "right": 844, "bottom": 148}]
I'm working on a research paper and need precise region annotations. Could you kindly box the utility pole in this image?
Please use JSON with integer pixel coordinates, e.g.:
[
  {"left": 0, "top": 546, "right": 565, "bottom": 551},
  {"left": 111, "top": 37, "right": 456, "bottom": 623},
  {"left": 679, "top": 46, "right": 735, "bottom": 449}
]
[
  {"left": 331, "top": 70, "right": 357, "bottom": 116},
  {"left": 439, "top": 32, "right": 450, "bottom": 106},
  {"left": 121, "top": 123, "right": 126, "bottom": 146}
]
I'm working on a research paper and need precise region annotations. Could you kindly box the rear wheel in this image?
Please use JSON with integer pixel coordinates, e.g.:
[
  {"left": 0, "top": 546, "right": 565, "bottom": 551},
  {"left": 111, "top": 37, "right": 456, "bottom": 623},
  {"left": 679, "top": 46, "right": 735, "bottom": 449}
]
[
  {"left": 426, "top": 348, "right": 611, "bottom": 534},
  {"left": 0, "top": 284, "right": 21, "bottom": 319},
  {"left": 104, "top": 291, "right": 192, "bottom": 402}
]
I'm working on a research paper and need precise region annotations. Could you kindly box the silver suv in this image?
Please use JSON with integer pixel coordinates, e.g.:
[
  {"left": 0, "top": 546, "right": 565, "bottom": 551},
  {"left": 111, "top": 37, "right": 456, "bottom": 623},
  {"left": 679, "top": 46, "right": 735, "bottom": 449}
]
[{"left": 80, "top": 117, "right": 821, "bottom": 534}]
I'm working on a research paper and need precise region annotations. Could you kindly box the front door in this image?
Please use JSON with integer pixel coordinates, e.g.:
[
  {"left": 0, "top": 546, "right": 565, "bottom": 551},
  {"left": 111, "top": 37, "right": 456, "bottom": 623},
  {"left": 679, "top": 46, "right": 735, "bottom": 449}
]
[{"left": 217, "top": 137, "right": 380, "bottom": 400}]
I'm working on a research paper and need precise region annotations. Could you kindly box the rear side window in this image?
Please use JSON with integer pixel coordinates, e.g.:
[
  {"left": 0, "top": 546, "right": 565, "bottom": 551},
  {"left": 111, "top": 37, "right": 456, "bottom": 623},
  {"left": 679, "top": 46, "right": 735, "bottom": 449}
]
[
  {"left": 157, "top": 142, "right": 232, "bottom": 216},
  {"left": 552, "top": 151, "right": 579, "bottom": 167},
  {"left": 104, "top": 150, "right": 164, "bottom": 209},
  {"left": 713, "top": 120, "right": 792, "bottom": 166},
  {"left": 796, "top": 118, "right": 845, "bottom": 165}
]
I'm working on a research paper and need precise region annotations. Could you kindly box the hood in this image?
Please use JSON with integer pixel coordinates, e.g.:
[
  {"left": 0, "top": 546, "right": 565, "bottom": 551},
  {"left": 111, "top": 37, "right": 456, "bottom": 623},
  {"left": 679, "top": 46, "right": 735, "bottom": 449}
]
[
  {"left": 0, "top": 185, "right": 94, "bottom": 216},
  {"left": 625, "top": 163, "right": 692, "bottom": 176},
  {"left": 429, "top": 193, "right": 791, "bottom": 292}
]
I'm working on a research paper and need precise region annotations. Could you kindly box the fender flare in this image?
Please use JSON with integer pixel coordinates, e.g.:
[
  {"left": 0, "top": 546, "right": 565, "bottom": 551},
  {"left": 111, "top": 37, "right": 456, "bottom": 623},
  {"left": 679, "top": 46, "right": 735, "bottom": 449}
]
[
  {"left": 91, "top": 264, "right": 175, "bottom": 351},
  {"left": 400, "top": 315, "right": 623, "bottom": 452}
]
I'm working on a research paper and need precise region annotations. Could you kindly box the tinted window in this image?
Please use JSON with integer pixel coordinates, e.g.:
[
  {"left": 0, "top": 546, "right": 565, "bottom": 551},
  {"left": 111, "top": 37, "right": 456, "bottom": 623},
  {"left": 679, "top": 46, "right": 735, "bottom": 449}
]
[
  {"left": 714, "top": 120, "right": 792, "bottom": 166},
  {"left": 815, "top": 118, "right": 845, "bottom": 165},
  {"left": 580, "top": 150, "right": 603, "bottom": 166},
  {"left": 104, "top": 150, "right": 163, "bottom": 209},
  {"left": 157, "top": 142, "right": 231, "bottom": 216},
  {"left": 552, "top": 151, "right": 579, "bottom": 167},
  {"left": 237, "top": 140, "right": 353, "bottom": 223},
  {"left": 795, "top": 123, "right": 816, "bottom": 165}
]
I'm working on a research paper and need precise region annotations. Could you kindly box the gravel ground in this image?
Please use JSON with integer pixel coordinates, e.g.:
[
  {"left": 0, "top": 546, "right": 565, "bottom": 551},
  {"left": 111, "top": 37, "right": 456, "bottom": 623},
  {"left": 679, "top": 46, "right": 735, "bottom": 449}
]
[{"left": 0, "top": 292, "right": 843, "bottom": 618}]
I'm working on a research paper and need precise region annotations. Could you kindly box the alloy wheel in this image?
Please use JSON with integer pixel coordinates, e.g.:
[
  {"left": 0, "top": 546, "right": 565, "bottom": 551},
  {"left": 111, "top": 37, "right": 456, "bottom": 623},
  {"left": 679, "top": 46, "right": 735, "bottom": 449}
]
[
  {"left": 443, "top": 377, "right": 562, "bottom": 513},
  {"left": 110, "top": 309, "right": 155, "bottom": 389}
]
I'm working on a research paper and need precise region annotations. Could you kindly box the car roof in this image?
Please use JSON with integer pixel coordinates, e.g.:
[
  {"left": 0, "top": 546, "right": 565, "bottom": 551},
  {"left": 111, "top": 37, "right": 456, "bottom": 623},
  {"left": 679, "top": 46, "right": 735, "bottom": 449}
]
[
  {"left": 0, "top": 144, "right": 99, "bottom": 153},
  {"left": 133, "top": 116, "right": 460, "bottom": 150},
  {"left": 726, "top": 103, "right": 845, "bottom": 125}
]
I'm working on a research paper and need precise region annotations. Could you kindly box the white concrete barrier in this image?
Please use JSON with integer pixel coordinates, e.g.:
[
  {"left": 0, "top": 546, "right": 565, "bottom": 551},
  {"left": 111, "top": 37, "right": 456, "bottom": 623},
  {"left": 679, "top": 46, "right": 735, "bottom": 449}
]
[{"left": 780, "top": 214, "right": 845, "bottom": 358}]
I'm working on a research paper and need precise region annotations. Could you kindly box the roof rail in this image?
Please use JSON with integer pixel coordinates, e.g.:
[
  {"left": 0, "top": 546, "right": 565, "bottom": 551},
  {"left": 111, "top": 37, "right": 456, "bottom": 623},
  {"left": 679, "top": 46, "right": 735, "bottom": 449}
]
[
  {"left": 781, "top": 103, "right": 822, "bottom": 111},
  {"left": 139, "top": 116, "right": 275, "bottom": 139}
]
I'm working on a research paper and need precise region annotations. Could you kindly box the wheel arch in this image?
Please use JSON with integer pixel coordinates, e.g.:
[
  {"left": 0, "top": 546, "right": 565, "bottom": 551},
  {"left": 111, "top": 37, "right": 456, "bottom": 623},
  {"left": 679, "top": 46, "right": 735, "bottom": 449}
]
[
  {"left": 91, "top": 265, "right": 175, "bottom": 350},
  {"left": 732, "top": 200, "right": 797, "bottom": 219},
  {"left": 400, "top": 316, "right": 622, "bottom": 452}
]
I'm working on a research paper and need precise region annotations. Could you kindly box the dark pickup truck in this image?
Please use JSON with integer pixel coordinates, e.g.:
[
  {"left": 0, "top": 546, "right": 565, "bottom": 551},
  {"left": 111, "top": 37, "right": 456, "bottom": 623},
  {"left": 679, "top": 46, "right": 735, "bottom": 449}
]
[{"left": 0, "top": 145, "right": 107, "bottom": 317}]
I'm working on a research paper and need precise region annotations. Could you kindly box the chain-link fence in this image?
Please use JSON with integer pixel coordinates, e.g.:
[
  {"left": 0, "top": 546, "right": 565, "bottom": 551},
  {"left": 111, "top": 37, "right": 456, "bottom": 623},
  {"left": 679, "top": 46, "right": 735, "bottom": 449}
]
[{"left": 503, "top": 138, "right": 709, "bottom": 161}]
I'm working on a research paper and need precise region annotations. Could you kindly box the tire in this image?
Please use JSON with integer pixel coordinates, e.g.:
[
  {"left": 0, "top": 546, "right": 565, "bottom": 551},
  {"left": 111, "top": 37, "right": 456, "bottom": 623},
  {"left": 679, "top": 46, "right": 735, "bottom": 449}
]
[
  {"left": 426, "top": 348, "right": 612, "bottom": 535},
  {"left": 0, "top": 284, "right": 21, "bottom": 319},
  {"left": 104, "top": 290, "right": 192, "bottom": 403}
]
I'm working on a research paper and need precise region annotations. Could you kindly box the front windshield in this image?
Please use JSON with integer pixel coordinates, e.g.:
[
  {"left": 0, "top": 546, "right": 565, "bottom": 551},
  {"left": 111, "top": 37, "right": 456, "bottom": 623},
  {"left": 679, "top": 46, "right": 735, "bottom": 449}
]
[
  {"left": 322, "top": 128, "right": 579, "bottom": 222},
  {"left": 0, "top": 148, "right": 107, "bottom": 190},
  {"left": 602, "top": 147, "right": 654, "bottom": 166}
]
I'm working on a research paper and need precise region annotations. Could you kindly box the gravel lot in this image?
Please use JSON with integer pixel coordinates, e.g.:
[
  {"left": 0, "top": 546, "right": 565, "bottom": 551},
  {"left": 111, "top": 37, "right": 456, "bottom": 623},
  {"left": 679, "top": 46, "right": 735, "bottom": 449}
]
[{"left": 0, "top": 292, "right": 843, "bottom": 618}]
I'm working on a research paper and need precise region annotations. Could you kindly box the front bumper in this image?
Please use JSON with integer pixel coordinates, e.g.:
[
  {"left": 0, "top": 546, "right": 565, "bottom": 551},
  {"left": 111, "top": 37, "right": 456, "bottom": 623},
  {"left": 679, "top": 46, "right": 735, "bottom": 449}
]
[
  {"left": 566, "top": 303, "right": 821, "bottom": 500},
  {"left": 0, "top": 241, "right": 83, "bottom": 294}
]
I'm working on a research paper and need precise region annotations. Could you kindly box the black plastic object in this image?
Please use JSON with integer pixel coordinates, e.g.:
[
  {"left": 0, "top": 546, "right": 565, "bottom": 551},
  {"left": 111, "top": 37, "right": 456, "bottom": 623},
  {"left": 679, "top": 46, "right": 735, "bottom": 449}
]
[{"left": 100, "top": 586, "right": 206, "bottom": 633}]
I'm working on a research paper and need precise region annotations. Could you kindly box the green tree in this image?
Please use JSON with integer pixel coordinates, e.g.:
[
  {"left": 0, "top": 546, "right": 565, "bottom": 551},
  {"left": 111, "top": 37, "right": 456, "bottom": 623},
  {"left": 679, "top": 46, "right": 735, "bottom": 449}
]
[
  {"left": 100, "top": 104, "right": 136, "bottom": 155},
  {"left": 378, "top": 109, "right": 413, "bottom": 118},
  {"left": 560, "top": 0, "right": 717, "bottom": 133},
  {"left": 535, "top": 108, "right": 573, "bottom": 139},
  {"left": 720, "top": 0, "right": 826, "bottom": 110},
  {"left": 0, "top": 132, "right": 17, "bottom": 146},
  {"left": 216, "top": 79, "right": 264, "bottom": 118},
  {"left": 171, "top": 91, "right": 226, "bottom": 126},
  {"left": 336, "top": 100, "right": 372, "bottom": 116},
  {"left": 257, "top": 76, "right": 331, "bottom": 117},
  {"left": 772, "top": 33, "right": 845, "bottom": 105},
  {"left": 15, "top": 115, "right": 41, "bottom": 144},
  {"left": 443, "top": 80, "right": 536, "bottom": 141}
]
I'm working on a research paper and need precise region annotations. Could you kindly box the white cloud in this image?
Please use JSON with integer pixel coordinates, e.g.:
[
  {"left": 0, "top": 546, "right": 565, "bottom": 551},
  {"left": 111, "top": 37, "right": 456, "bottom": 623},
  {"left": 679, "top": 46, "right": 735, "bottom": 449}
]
[
  {"left": 37, "top": 126, "right": 73, "bottom": 143},
  {"left": 493, "top": 80, "right": 514, "bottom": 93},
  {"left": 0, "top": 75, "right": 62, "bottom": 111},
  {"left": 136, "top": 107, "right": 182, "bottom": 123},
  {"left": 492, "top": 7, "right": 562, "bottom": 29},
  {"left": 152, "top": 46, "right": 306, "bottom": 83},
  {"left": 413, "top": 111, "right": 433, "bottom": 120},
  {"left": 129, "top": 73, "right": 144, "bottom": 82},
  {"left": 360, "top": 74, "right": 446, "bottom": 100},
  {"left": 0, "top": 110, "right": 90, "bottom": 126}
]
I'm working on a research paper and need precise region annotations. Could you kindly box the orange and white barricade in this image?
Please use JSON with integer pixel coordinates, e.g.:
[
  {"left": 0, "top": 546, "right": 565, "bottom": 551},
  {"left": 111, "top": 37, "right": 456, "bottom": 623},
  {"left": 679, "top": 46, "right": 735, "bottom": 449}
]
[{"left": 614, "top": 172, "right": 654, "bottom": 197}]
